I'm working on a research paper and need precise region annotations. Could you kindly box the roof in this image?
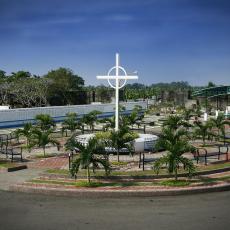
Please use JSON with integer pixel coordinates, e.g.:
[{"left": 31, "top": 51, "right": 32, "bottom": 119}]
[{"left": 192, "top": 85, "right": 230, "bottom": 98}]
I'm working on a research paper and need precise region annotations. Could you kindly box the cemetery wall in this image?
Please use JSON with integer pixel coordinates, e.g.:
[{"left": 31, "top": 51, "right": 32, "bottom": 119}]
[{"left": 0, "top": 101, "right": 147, "bottom": 128}]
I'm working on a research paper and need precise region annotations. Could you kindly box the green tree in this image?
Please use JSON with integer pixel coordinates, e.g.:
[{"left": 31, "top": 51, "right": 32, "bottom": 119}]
[
  {"left": 62, "top": 112, "right": 79, "bottom": 135},
  {"left": 10, "top": 78, "right": 48, "bottom": 107},
  {"left": 127, "top": 110, "right": 139, "bottom": 128},
  {"left": 32, "top": 129, "right": 60, "bottom": 156},
  {"left": 102, "top": 116, "right": 115, "bottom": 131},
  {"left": 154, "top": 127, "right": 195, "bottom": 180},
  {"left": 193, "top": 120, "right": 215, "bottom": 146},
  {"left": 195, "top": 105, "right": 202, "bottom": 118},
  {"left": 163, "top": 115, "right": 191, "bottom": 130},
  {"left": 35, "top": 114, "right": 55, "bottom": 131},
  {"left": 108, "top": 126, "right": 138, "bottom": 162},
  {"left": 9, "top": 71, "right": 31, "bottom": 81},
  {"left": 207, "top": 81, "right": 216, "bottom": 88},
  {"left": 209, "top": 114, "right": 230, "bottom": 141},
  {"left": 45, "top": 67, "right": 84, "bottom": 105},
  {"left": 95, "top": 85, "right": 111, "bottom": 103},
  {"left": 65, "top": 137, "right": 110, "bottom": 182},
  {"left": 0, "top": 71, "right": 9, "bottom": 105},
  {"left": 15, "top": 123, "right": 34, "bottom": 151},
  {"left": 182, "top": 108, "right": 194, "bottom": 121},
  {"left": 0, "top": 70, "right": 6, "bottom": 80},
  {"left": 81, "top": 110, "right": 102, "bottom": 131}
]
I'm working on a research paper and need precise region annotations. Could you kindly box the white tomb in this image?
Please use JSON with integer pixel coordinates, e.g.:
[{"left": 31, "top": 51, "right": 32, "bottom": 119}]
[
  {"left": 133, "top": 134, "right": 158, "bottom": 152},
  {"left": 76, "top": 133, "right": 158, "bottom": 152}
]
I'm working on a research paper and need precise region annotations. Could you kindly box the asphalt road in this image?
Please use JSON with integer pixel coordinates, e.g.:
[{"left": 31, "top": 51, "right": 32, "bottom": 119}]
[{"left": 0, "top": 190, "right": 229, "bottom": 230}]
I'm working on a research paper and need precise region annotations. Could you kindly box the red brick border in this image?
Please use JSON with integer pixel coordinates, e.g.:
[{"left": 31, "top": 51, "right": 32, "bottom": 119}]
[{"left": 9, "top": 182, "right": 230, "bottom": 198}]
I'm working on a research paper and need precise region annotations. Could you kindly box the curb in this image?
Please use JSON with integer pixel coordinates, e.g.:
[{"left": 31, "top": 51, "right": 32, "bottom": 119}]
[
  {"left": 7, "top": 165, "right": 27, "bottom": 172},
  {"left": 9, "top": 183, "right": 230, "bottom": 198},
  {"left": 0, "top": 165, "right": 27, "bottom": 173}
]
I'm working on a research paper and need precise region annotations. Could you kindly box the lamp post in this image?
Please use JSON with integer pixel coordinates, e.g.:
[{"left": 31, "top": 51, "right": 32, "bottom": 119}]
[{"left": 97, "top": 53, "right": 138, "bottom": 131}]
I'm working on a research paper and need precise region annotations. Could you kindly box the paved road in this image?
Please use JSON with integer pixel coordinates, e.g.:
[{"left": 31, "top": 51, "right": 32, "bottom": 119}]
[{"left": 0, "top": 190, "right": 229, "bottom": 230}]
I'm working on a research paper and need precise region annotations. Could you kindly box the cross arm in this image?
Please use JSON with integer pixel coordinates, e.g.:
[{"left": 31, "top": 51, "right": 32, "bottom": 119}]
[{"left": 97, "top": 75, "right": 138, "bottom": 80}]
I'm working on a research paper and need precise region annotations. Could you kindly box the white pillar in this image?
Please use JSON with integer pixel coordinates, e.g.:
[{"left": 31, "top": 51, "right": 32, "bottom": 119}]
[
  {"left": 225, "top": 108, "right": 228, "bottom": 118},
  {"left": 204, "top": 112, "right": 208, "bottom": 121},
  {"left": 115, "top": 53, "right": 119, "bottom": 131},
  {"left": 215, "top": 110, "right": 219, "bottom": 118}
]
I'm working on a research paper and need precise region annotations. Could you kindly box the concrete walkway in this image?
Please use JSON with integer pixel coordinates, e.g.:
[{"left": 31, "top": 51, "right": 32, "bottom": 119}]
[{"left": 0, "top": 169, "right": 44, "bottom": 191}]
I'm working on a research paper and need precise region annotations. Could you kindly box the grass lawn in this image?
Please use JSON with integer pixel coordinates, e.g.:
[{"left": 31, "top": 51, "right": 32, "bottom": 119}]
[
  {"left": 0, "top": 160, "right": 17, "bottom": 168},
  {"left": 35, "top": 153, "right": 58, "bottom": 159},
  {"left": 30, "top": 179, "right": 148, "bottom": 187},
  {"left": 110, "top": 161, "right": 129, "bottom": 166}
]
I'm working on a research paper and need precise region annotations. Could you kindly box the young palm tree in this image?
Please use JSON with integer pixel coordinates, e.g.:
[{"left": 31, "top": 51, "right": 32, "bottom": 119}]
[
  {"left": 163, "top": 115, "right": 191, "bottom": 130},
  {"left": 182, "top": 108, "right": 193, "bottom": 121},
  {"left": 108, "top": 126, "right": 138, "bottom": 162},
  {"left": 15, "top": 123, "right": 34, "bottom": 151},
  {"left": 65, "top": 137, "right": 110, "bottom": 182},
  {"left": 154, "top": 127, "right": 195, "bottom": 180},
  {"left": 81, "top": 110, "right": 102, "bottom": 131},
  {"left": 209, "top": 113, "right": 230, "bottom": 141},
  {"left": 62, "top": 112, "right": 78, "bottom": 135},
  {"left": 103, "top": 114, "right": 130, "bottom": 131},
  {"left": 127, "top": 110, "right": 139, "bottom": 128},
  {"left": 35, "top": 114, "right": 55, "bottom": 131},
  {"left": 32, "top": 129, "right": 60, "bottom": 156},
  {"left": 102, "top": 116, "right": 115, "bottom": 131},
  {"left": 193, "top": 120, "right": 215, "bottom": 146},
  {"left": 195, "top": 105, "right": 202, "bottom": 118},
  {"left": 77, "top": 118, "right": 85, "bottom": 134}
]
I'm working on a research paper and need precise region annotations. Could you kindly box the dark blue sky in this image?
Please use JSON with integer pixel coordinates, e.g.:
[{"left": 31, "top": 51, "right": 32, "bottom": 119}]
[{"left": 0, "top": 0, "right": 229, "bottom": 86}]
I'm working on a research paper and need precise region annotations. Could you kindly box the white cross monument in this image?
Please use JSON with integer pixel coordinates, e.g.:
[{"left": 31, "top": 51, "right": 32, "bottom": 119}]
[{"left": 97, "top": 53, "right": 138, "bottom": 131}]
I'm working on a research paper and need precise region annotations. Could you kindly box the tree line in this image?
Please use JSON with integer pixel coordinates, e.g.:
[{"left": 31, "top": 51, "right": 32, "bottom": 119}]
[
  {"left": 0, "top": 67, "right": 217, "bottom": 108},
  {"left": 0, "top": 68, "right": 84, "bottom": 107}
]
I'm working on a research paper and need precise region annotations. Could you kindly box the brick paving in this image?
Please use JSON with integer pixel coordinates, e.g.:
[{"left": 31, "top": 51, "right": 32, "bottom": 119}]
[{"left": 27, "top": 156, "right": 69, "bottom": 169}]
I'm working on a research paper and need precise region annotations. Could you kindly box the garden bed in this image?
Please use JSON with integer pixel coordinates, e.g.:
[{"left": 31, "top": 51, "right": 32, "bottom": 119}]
[
  {"left": 13, "top": 173, "right": 230, "bottom": 192},
  {"left": 45, "top": 161, "right": 230, "bottom": 179}
]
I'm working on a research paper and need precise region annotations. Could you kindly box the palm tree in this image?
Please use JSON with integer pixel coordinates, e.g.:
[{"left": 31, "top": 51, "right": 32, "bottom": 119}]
[
  {"left": 31, "top": 128, "right": 60, "bottom": 156},
  {"left": 81, "top": 110, "right": 102, "bottom": 131},
  {"left": 154, "top": 127, "right": 195, "bottom": 180},
  {"left": 182, "top": 108, "right": 193, "bottom": 121},
  {"left": 108, "top": 126, "right": 138, "bottom": 162},
  {"left": 127, "top": 107, "right": 144, "bottom": 129},
  {"left": 163, "top": 115, "right": 191, "bottom": 131},
  {"left": 15, "top": 123, "right": 34, "bottom": 151},
  {"left": 195, "top": 105, "right": 202, "bottom": 118},
  {"left": 127, "top": 110, "right": 139, "bottom": 128},
  {"left": 65, "top": 137, "right": 110, "bottom": 182},
  {"left": 62, "top": 112, "right": 79, "bottom": 135},
  {"left": 102, "top": 116, "right": 115, "bottom": 131},
  {"left": 193, "top": 120, "right": 215, "bottom": 146},
  {"left": 102, "top": 114, "right": 131, "bottom": 131},
  {"left": 35, "top": 114, "right": 55, "bottom": 131},
  {"left": 209, "top": 113, "right": 230, "bottom": 141}
]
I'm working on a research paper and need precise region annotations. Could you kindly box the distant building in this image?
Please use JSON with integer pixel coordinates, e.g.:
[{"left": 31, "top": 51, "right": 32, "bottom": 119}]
[
  {"left": 158, "top": 89, "right": 190, "bottom": 106},
  {"left": 192, "top": 86, "right": 230, "bottom": 111}
]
